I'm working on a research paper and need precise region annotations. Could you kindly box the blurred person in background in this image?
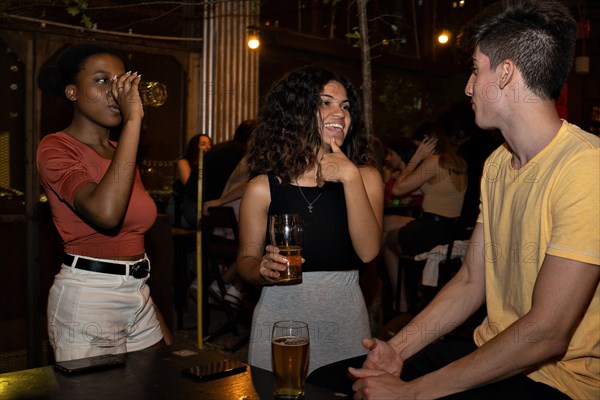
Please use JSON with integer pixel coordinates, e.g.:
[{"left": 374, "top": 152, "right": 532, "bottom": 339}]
[
  {"left": 169, "top": 133, "right": 212, "bottom": 228},
  {"left": 384, "top": 121, "right": 467, "bottom": 312}
]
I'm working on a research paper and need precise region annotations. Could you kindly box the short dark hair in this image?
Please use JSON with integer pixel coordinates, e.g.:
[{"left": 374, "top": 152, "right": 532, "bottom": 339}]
[
  {"left": 459, "top": 0, "right": 576, "bottom": 100},
  {"left": 38, "top": 43, "right": 124, "bottom": 97}
]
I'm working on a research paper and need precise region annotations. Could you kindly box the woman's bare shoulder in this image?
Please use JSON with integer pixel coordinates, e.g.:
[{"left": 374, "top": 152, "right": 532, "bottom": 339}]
[
  {"left": 246, "top": 174, "right": 270, "bottom": 195},
  {"left": 248, "top": 173, "right": 269, "bottom": 184},
  {"left": 359, "top": 165, "right": 384, "bottom": 181}
]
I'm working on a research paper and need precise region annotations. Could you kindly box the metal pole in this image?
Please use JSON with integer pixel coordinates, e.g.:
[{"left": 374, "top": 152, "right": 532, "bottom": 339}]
[
  {"left": 196, "top": 147, "right": 204, "bottom": 348},
  {"left": 198, "top": 0, "right": 214, "bottom": 348},
  {"left": 202, "top": 5, "right": 208, "bottom": 136},
  {"left": 207, "top": 3, "right": 215, "bottom": 139}
]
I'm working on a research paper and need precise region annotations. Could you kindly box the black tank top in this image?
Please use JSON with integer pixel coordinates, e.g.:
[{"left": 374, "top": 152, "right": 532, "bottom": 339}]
[{"left": 267, "top": 173, "right": 362, "bottom": 272}]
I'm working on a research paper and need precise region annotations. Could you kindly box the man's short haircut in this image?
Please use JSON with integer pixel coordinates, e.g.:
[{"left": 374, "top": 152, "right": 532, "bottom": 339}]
[{"left": 460, "top": 0, "right": 577, "bottom": 100}]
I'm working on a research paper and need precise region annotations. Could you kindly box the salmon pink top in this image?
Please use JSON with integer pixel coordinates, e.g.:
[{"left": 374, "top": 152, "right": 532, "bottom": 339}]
[{"left": 37, "top": 131, "right": 157, "bottom": 259}]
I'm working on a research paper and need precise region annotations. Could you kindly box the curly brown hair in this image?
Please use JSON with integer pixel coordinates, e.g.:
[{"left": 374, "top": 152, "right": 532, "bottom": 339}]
[{"left": 247, "top": 65, "right": 375, "bottom": 184}]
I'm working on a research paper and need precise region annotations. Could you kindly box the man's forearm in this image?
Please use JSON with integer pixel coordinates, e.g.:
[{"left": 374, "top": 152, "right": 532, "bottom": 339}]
[
  {"left": 401, "top": 254, "right": 599, "bottom": 399},
  {"left": 407, "top": 313, "right": 568, "bottom": 399},
  {"left": 389, "top": 268, "right": 485, "bottom": 361}
]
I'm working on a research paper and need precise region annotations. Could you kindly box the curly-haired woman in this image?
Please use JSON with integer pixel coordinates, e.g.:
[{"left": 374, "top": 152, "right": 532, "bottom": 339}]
[{"left": 237, "top": 65, "right": 383, "bottom": 374}]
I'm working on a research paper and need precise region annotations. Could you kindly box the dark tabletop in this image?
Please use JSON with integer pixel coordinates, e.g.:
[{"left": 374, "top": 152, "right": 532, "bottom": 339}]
[{"left": 0, "top": 343, "right": 354, "bottom": 399}]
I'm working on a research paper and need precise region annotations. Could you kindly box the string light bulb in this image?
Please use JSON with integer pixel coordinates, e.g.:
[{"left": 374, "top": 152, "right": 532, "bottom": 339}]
[
  {"left": 438, "top": 29, "right": 451, "bottom": 44},
  {"left": 247, "top": 26, "right": 260, "bottom": 49}
]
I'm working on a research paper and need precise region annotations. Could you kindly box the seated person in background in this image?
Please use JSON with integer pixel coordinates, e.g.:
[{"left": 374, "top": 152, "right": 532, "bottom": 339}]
[
  {"left": 182, "top": 119, "right": 256, "bottom": 229},
  {"left": 188, "top": 120, "right": 256, "bottom": 306},
  {"left": 176, "top": 133, "right": 213, "bottom": 186},
  {"left": 168, "top": 133, "right": 212, "bottom": 228},
  {"left": 385, "top": 121, "right": 468, "bottom": 312},
  {"left": 351, "top": 1, "right": 599, "bottom": 398},
  {"left": 381, "top": 137, "right": 419, "bottom": 305},
  {"left": 202, "top": 156, "right": 249, "bottom": 219},
  {"left": 383, "top": 137, "right": 418, "bottom": 208},
  {"left": 202, "top": 156, "right": 252, "bottom": 307}
]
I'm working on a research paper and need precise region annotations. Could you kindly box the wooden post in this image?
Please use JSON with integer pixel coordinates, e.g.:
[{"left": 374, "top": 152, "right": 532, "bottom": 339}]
[{"left": 357, "top": 0, "right": 373, "bottom": 137}]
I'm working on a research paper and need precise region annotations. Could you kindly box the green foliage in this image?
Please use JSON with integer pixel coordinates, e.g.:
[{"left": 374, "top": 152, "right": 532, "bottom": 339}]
[
  {"left": 376, "top": 74, "right": 434, "bottom": 140},
  {"left": 64, "top": 0, "right": 92, "bottom": 28},
  {"left": 0, "top": 0, "right": 93, "bottom": 28},
  {"left": 80, "top": 13, "right": 92, "bottom": 28},
  {"left": 346, "top": 27, "right": 361, "bottom": 47}
]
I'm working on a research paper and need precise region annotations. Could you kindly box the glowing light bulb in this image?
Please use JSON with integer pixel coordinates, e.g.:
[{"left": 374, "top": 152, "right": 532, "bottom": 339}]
[
  {"left": 247, "top": 36, "right": 260, "bottom": 49},
  {"left": 437, "top": 29, "right": 452, "bottom": 44}
]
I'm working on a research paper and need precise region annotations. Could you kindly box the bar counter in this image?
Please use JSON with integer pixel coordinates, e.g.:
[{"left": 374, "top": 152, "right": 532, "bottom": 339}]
[{"left": 0, "top": 343, "right": 351, "bottom": 399}]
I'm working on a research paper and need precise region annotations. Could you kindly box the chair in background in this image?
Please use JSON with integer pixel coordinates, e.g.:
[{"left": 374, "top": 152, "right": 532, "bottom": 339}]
[
  {"left": 394, "top": 209, "right": 476, "bottom": 314},
  {"left": 200, "top": 206, "right": 248, "bottom": 351}
]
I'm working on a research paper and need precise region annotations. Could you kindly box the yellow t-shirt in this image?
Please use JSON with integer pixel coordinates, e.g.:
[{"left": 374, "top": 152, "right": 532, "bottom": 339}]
[{"left": 474, "top": 121, "right": 600, "bottom": 399}]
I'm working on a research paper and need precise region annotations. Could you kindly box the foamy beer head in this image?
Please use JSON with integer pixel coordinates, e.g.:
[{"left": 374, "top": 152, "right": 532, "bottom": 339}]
[{"left": 272, "top": 321, "right": 310, "bottom": 399}]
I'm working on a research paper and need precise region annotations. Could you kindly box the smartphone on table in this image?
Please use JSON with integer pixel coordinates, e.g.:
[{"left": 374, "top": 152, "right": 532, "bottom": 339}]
[
  {"left": 54, "top": 353, "right": 127, "bottom": 374},
  {"left": 182, "top": 359, "right": 247, "bottom": 382}
]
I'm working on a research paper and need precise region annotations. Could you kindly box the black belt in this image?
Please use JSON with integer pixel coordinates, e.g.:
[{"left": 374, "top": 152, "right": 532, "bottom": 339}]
[
  {"left": 63, "top": 254, "right": 149, "bottom": 279},
  {"left": 422, "top": 212, "right": 459, "bottom": 223}
]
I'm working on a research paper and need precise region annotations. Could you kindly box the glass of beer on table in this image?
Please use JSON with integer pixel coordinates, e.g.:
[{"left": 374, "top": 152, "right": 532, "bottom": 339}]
[
  {"left": 269, "top": 214, "right": 303, "bottom": 285},
  {"left": 272, "top": 320, "right": 310, "bottom": 399}
]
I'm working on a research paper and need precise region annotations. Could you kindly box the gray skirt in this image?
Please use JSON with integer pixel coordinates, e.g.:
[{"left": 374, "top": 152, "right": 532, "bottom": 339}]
[{"left": 247, "top": 270, "right": 370, "bottom": 375}]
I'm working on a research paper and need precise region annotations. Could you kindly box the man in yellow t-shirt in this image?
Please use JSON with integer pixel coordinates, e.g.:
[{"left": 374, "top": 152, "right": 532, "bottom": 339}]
[
  {"left": 475, "top": 120, "right": 599, "bottom": 399},
  {"left": 350, "top": 1, "right": 599, "bottom": 399}
]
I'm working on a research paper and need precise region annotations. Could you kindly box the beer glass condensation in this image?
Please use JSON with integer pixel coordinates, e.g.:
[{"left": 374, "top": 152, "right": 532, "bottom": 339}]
[
  {"left": 269, "top": 214, "right": 303, "bottom": 285},
  {"left": 271, "top": 321, "right": 310, "bottom": 399}
]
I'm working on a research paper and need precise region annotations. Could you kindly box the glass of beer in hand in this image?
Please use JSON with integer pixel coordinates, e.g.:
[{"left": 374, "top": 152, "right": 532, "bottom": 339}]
[
  {"left": 272, "top": 320, "right": 310, "bottom": 399},
  {"left": 269, "top": 214, "right": 303, "bottom": 285}
]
